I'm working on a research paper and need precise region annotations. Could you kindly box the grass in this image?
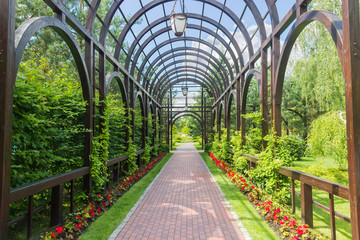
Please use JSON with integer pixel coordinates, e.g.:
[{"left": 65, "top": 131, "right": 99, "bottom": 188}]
[
  {"left": 171, "top": 142, "right": 184, "bottom": 150},
  {"left": 80, "top": 153, "right": 173, "bottom": 240},
  {"left": 290, "top": 155, "right": 351, "bottom": 239},
  {"left": 200, "top": 152, "right": 279, "bottom": 240},
  {"left": 193, "top": 142, "right": 203, "bottom": 150}
]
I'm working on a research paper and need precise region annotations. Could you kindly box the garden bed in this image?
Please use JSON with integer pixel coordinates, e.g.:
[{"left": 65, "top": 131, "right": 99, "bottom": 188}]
[
  {"left": 41, "top": 153, "right": 168, "bottom": 240},
  {"left": 208, "top": 152, "right": 329, "bottom": 240}
]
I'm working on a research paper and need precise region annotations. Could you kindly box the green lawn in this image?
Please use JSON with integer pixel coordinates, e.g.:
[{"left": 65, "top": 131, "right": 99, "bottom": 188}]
[
  {"left": 193, "top": 142, "right": 203, "bottom": 150},
  {"left": 80, "top": 153, "right": 173, "bottom": 240},
  {"left": 200, "top": 153, "right": 279, "bottom": 240},
  {"left": 290, "top": 155, "right": 351, "bottom": 239}
]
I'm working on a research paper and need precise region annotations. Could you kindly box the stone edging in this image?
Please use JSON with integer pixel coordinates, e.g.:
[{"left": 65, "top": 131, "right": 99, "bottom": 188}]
[
  {"left": 201, "top": 155, "right": 253, "bottom": 240},
  {"left": 108, "top": 154, "right": 173, "bottom": 240}
]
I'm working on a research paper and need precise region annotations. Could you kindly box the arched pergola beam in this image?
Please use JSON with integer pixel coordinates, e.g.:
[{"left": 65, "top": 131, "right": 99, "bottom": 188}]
[
  {"left": 242, "top": 69, "right": 261, "bottom": 115},
  {"left": 145, "top": 52, "right": 229, "bottom": 85},
  {"left": 149, "top": 60, "right": 225, "bottom": 94},
  {"left": 128, "top": 24, "right": 240, "bottom": 77},
  {"left": 171, "top": 113, "right": 202, "bottom": 128},
  {"left": 85, "top": 0, "right": 101, "bottom": 32},
  {"left": 126, "top": 13, "right": 244, "bottom": 72},
  {"left": 141, "top": 47, "right": 232, "bottom": 85},
  {"left": 157, "top": 78, "right": 216, "bottom": 103},
  {"left": 244, "top": 0, "right": 267, "bottom": 42},
  {"left": 142, "top": 37, "right": 233, "bottom": 90},
  {"left": 264, "top": 0, "right": 279, "bottom": 29},
  {"left": 105, "top": 71, "right": 129, "bottom": 109},
  {"left": 156, "top": 73, "right": 218, "bottom": 98},
  {"left": 172, "top": 111, "right": 202, "bottom": 123},
  {"left": 273, "top": 10, "right": 343, "bottom": 136},
  {"left": 151, "top": 65, "right": 222, "bottom": 96},
  {"left": 154, "top": 70, "right": 220, "bottom": 99},
  {"left": 113, "top": 0, "right": 254, "bottom": 64},
  {"left": 15, "top": 16, "right": 91, "bottom": 103}
]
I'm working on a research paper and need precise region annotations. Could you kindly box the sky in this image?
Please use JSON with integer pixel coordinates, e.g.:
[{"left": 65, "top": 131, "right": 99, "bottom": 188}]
[{"left": 103, "top": 0, "right": 298, "bottom": 108}]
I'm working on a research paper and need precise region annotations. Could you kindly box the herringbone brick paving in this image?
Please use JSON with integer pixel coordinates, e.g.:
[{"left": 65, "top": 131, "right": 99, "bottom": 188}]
[{"left": 113, "top": 143, "right": 247, "bottom": 240}]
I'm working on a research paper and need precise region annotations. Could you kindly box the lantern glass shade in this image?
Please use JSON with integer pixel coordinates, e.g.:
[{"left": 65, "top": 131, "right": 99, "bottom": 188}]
[
  {"left": 181, "top": 87, "right": 188, "bottom": 96},
  {"left": 170, "top": 13, "right": 187, "bottom": 37}
]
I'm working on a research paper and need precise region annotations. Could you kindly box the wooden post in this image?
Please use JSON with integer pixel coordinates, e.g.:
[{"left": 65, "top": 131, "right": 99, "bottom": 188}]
[
  {"left": 27, "top": 195, "right": 33, "bottom": 239},
  {"left": 51, "top": 184, "right": 64, "bottom": 226},
  {"left": 301, "top": 182, "right": 313, "bottom": 228},
  {"left": 291, "top": 179, "right": 296, "bottom": 214},
  {"left": 342, "top": 1, "right": 360, "bottom": 238},
  {"left": 329, "top": 193, "right": 336, "bottom": 240},
  {"left": 260, "top": 48, "right": 268, "bottom": 148},
  {"left": 0, "top": 0, "right": 15, "bottom": 237}
]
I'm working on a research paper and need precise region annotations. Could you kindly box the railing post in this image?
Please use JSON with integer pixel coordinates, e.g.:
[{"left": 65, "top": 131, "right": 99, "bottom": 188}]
[
  {"left": 291, "top": 179, "right": 296, "bottom": 214},
  {"left": 27, "top": 195, "right": 33, "bottom": 239},
  {"left": 51, "top": 184, "right": 64, "bottom": 226},
  {"left": 301, "top": 182, "right": 313, "bottom": 228},
  {"left": 329, "top": 193, "right": 336, "bottom": 240}
]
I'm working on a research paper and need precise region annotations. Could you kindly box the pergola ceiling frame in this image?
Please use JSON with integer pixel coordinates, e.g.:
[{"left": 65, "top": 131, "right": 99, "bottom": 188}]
[
  {"left": 151, "top": 67, "right": 221, "bottom": 98},
  {"left": 139, "top": 37, "right": 234, "bottom": 91},
  {"left": 124, "top": 13, "right": 246, "bottom": 74},
  {"left": 142, "top": 50, "right": 230, "bottom": 89}
]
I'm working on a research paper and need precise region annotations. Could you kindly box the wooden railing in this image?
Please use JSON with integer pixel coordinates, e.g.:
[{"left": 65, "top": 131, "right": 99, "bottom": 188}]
[
  {"left": 8, "top": 148, "right": 151, "bottom": 239},
  {"left": 243, "top": 154, "right": 350, "bottom": 240}
]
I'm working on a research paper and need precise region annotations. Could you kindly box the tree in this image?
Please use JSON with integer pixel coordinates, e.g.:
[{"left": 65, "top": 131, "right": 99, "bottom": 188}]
[{"left": 182, "top": 125, "right": 190, "bottom": 135}]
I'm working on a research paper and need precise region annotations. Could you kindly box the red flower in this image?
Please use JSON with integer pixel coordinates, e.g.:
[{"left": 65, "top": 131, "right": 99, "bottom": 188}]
[
  {"left": 97, "top": 208, "right": 101, "bottom": 213},
  {"left": 97, "top": 194, "right": 101, "bottom": 197},
  {"left": 107, "top": 195, "right": 111, "bottom": 200},
  {"left": 76, "top": 215, "right": 81, "bottom": 219},
  {"left": 51, "top": 233, "right": 56, "bottom": 237},
  {"left": 91, "top": 212, "right": 95, "bottom": 216},
  {"left": 279, "top": 220, "right": 285, "bottom": 225},
  {"left": 289, "top": 220, "right": 297, "bottom": 227},
  {"left": 56, "top": 226, "right": 63, "bottom": 234},
  {"left": 265, "top": 205, "right": 270, "bottom": 211},
  {"left": 251, "top": 185, "right": 255, "bottom": 189},
  {"left": 241, "top": 186, "right": 245, "bottom": 190},
  {"left": 292, "top": 236, "right": 299, "bottom": 240},
  {"left": 241, "top": 179, "right": 246, "bottom": 182},
  {"left": 297, "top": 225, "right": 308, "bottom": 236},
  {"left": 109, "top": 190, "right": 112, "bottom": 194},
  {"left": 101, "top": 202, "right": 106, "bottom": 205},
  {"left": 283, "top": 215, "right": 289, "bottom": 220}
]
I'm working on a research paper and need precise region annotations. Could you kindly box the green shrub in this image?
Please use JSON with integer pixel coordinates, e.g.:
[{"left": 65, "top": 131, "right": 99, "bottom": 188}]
[
  {"left": 231, "top": 130, "right": 248, "bottom": 173},
  {"left": 205, "top": 143, "right": 212, "bottom": 152},
  {"left": 248, "top": 129, "right": 294, "bottom": 203},
  {"left": 159, "top": 144, "right": 169, "bottom": 153},
  {"left": 219, "top": 128, "right": 231, "bottom": 161},
  {"left": 242, "top": 111, "right": 263, "bottom": 154},
  {"left": 307, "top": 111, "right": 347, "bottom": 168},
  {"left": 278, "top": 134, "right": 306, "bottom": 162}
]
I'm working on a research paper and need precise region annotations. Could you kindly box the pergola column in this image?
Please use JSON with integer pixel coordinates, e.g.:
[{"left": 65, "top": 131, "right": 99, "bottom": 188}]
[
  {"left": 0, "top": 0, "right": 15, "bottom": 237},
  {"left": 342, "top": 0, "right": 360, "bottom": 238}
]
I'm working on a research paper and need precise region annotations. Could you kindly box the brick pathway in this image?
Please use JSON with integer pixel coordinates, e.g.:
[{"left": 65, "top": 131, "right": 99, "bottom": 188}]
[{"left": 110, "top": 143, "right": 249, "bottom": 240}]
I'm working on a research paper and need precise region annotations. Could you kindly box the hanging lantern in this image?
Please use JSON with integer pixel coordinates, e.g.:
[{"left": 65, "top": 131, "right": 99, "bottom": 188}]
[
  {"left": 170, "top": 13, "right": 187, "bottom": 37},
  {"left": 181, "top": 87, "right": 188, "bottom": 96},
  {"left": 170, "top": 0, "right": 187, "bottom": 37}
]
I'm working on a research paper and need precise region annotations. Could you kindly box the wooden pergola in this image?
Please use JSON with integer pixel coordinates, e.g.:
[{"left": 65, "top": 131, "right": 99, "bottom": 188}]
[{"left": 0, "top": 0, "right": 360, "bottom": 239}]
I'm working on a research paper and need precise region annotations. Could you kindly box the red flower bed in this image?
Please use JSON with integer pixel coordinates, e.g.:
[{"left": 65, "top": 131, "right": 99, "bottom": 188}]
[
  {"left": 41, "top": 153, "right": 167, "bottom": 240},
  {"left": 208, "top": 152, "right": 328, "bottom": 240}
]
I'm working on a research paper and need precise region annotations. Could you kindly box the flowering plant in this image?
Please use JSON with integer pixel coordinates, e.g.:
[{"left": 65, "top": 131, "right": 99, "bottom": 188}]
[
  {"left": 41, "top": 153, "right": 167, "bottom": 239},
  {"left": 209, "top": 152, "right": 328, "bottom": 240}
]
